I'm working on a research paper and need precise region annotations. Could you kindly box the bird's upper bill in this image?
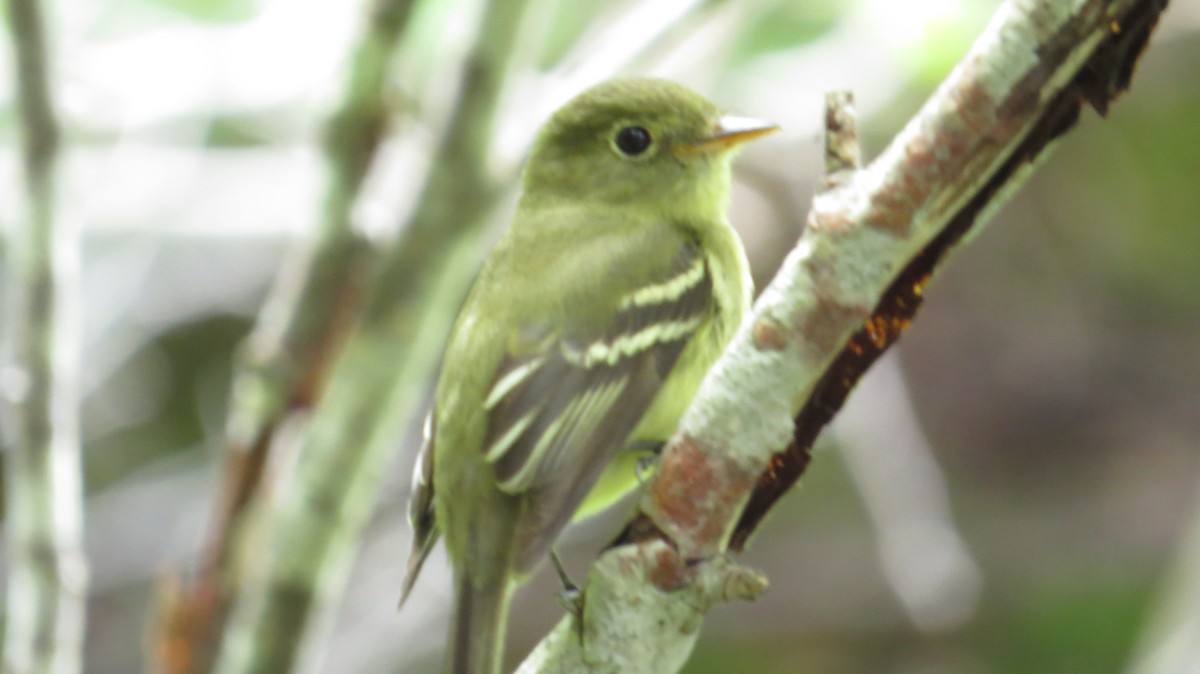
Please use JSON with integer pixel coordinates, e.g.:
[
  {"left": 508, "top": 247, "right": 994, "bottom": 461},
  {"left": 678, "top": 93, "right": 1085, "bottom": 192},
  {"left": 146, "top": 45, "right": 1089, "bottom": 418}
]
[{"left": 675, "top": 115, "right": 779, "bottom": 156}]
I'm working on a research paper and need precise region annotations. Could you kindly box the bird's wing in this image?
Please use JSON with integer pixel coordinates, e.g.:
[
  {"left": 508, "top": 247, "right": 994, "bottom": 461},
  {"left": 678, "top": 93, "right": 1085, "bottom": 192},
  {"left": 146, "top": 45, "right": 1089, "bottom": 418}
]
[
  {"left": 481, "top": 236, "right": 714, "bottom": 570},
  {"left": 400, "top": 411, "right": 438, "bottom": 606}
]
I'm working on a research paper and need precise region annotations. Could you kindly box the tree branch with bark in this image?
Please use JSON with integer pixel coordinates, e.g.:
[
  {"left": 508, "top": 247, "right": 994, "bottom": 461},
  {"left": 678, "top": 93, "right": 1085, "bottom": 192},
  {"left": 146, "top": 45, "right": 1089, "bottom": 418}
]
[{"left": 518, "top": 0, "right": 1168, "bottom": 671}]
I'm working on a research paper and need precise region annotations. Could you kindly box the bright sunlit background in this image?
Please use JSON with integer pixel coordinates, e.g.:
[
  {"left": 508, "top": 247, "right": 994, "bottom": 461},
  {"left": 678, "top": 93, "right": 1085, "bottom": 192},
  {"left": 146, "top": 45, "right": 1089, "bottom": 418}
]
[{"left": 2, "top": 0, "right": 1199, "bottom": 672}]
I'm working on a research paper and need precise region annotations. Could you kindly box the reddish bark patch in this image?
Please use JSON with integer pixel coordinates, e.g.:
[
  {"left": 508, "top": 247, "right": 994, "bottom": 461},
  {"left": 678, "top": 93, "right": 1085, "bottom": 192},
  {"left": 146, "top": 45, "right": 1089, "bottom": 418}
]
[
  {"left": 645, "top": 544, "right": 690, "bottom": 592},
  {"left": 752, "top": 317, "right": 787, "bottom": 351},
  {"left": 806, "top": 203, "right": 855, "bottom": 234},
  {"left": 647, "top": 435, "right": 757, "bottom": 555},
  {"left": 799, "top": 293, "right": 870, "bottom": 356}
]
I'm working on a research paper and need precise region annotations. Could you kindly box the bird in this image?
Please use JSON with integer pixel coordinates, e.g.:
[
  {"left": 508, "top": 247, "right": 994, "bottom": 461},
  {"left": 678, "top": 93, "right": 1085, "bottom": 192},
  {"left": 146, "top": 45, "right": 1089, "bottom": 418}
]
[{"left": 400, "top": 77, "right": 777, "bottom": 674}]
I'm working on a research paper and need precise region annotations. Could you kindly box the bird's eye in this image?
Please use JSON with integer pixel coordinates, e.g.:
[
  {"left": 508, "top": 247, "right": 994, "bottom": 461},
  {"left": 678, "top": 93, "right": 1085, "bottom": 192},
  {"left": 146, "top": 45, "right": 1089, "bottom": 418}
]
[{"left": 614, "top": 126, "right": 652, "bottom": 156}]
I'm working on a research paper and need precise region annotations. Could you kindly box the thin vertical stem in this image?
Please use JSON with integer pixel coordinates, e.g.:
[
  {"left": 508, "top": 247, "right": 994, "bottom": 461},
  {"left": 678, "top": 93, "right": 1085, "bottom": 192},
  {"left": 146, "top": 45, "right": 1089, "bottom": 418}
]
[
  {"left": 151, "top": 1, "right": 417, "bottom": 672},
  {"left": 2, "top": 0, "right": 88, "bottom": 672},
  {"left": 211, "top": 0, "right": 537, "bottom": 671}
]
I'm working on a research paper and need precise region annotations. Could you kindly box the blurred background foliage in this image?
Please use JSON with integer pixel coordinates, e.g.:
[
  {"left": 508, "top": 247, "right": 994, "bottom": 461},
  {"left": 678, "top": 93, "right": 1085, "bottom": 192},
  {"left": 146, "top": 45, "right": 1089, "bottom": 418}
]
[{"left": 1, "top": 0, "right": 1197, "bottom": 672}]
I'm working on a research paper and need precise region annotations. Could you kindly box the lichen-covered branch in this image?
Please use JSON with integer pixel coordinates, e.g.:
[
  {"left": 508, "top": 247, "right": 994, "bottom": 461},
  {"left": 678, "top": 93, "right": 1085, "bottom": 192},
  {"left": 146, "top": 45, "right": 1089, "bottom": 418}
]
[
  {"left": 1, "top": 0, "right": 88, "bottom": 672},
  {"left": 519, "top": 0, "right": 1168, "bottom": 671},
  {"left": 209, "top": 0, "right": 536, "bottom": 671}
]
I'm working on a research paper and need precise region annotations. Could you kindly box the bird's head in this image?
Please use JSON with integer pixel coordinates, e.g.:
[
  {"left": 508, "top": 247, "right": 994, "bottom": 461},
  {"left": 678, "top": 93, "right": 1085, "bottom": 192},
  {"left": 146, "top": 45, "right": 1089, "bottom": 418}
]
[{"left": 520, "top": 78, "right": 777, "bottom": 220}]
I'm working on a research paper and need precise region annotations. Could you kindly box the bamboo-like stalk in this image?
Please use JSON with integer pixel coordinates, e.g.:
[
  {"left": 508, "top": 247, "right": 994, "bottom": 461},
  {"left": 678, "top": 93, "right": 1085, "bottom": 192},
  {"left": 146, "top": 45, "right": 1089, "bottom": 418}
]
[
  {"left": 1, "top": 0, "right": 88, "bottom": 672},
  {"left": 151, "top": 1, "right": 418, "bottom": 672},
  {"left": 210, "top": 0, "right": 536, "bottom": 671}
]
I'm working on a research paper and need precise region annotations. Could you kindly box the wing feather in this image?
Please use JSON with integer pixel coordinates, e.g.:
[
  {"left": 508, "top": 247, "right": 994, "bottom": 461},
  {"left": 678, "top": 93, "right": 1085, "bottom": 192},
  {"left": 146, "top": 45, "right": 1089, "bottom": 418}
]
[{"left": 484, "top": 242, "right": 712, "bottom": 496}]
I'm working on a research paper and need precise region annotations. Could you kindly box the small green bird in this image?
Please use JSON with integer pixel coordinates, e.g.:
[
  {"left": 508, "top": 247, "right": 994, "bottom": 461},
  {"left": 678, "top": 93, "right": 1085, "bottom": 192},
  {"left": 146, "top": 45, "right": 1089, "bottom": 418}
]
[{"left": 402, "top": 78, "right": 776, "bottom": 674}]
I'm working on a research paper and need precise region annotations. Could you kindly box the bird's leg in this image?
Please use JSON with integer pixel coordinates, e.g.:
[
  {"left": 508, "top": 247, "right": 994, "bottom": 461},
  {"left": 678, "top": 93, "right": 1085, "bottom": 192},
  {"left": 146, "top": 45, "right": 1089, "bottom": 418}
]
[{"left": 550, "top": 549, "right": 584, "bottom": 630}]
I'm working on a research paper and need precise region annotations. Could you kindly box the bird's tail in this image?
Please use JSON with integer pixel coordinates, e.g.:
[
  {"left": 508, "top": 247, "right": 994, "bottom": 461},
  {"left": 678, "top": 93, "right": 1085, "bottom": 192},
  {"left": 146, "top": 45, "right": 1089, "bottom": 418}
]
[{"left": 446, "top": 575, "right": 513, "bottom": 674}]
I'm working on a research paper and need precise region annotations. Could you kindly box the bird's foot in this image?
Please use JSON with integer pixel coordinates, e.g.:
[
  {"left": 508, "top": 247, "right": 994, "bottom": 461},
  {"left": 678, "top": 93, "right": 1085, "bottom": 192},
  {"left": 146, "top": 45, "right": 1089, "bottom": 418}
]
[
  {"left": 550, "top": 549, "right": 584, "bottom": 623},
  {"left": 629, "top": 440, "right": 665, "bottom": 485}
]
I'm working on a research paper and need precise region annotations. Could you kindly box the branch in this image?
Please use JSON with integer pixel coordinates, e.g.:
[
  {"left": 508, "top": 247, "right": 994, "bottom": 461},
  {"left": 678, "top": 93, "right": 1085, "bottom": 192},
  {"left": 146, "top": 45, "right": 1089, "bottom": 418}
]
[
  {"left": 209, "top": 0, "right": 537, "bottom": 671},
  {"left": 150, "top": 1, "right": 418, "bottom": 671},
  {"left": 1, "top": 0, "right": 88, "bottom": 672},
  {"left": 519, "top": 0, "right": 1168, "bottom": 670}
]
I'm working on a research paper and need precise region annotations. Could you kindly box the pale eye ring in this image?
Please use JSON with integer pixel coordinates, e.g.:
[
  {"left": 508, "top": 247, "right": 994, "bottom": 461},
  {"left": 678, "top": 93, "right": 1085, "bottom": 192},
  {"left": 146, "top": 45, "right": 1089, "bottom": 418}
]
[{"left": 614, "top": 126, "right": 652, "bottom": 156}]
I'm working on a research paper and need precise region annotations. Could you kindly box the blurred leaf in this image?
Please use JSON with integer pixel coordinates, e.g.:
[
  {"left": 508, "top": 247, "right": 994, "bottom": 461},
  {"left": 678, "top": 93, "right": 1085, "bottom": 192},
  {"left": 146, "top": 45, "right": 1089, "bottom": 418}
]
[
  {"left": 147, "top": 0, "right": 261, "bottom": 24},
  {"left": 538, "top": 0, "right": 613, "bottom": 68},
  {"left": 79, "top": 0, "right": 264, "bottom": 40},
  {"left": 683, "top": 636, "right": 845, "bottom": 674},
  {"left": 86, "top": 315, "right": 249, "bottom": 493},
  {"left": 1036, "top": 50, "right": 1200, "bottom": 326},
  {"left": 730, "top": 0, "right": 842, "bottom": 63},
  {"left": 910, "top": 2, "right": 998, "bottom": 86},
  {"left": 979, "top": 581, "right": 1154, "bottom": 674},
  {"left": 204, "top": 109, "right": 304, "bottom": 146},
  {"left": 1089, "top": 107, "right": 1200, "bottom": 319}
]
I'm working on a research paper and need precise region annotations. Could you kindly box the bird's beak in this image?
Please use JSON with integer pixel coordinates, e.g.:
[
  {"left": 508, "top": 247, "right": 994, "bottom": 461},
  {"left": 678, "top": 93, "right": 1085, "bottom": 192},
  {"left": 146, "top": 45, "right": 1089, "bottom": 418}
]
[{"left": 675, "top": 115, "right": 779, "bottom": 156}]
